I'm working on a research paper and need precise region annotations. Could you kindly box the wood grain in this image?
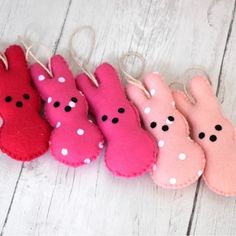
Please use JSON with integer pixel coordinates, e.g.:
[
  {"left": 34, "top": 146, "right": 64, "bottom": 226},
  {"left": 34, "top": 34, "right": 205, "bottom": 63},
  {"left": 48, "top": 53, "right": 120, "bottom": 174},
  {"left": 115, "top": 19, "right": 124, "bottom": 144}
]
[{"left": 0, "top": 0, "right": 236, "bottom": 235}]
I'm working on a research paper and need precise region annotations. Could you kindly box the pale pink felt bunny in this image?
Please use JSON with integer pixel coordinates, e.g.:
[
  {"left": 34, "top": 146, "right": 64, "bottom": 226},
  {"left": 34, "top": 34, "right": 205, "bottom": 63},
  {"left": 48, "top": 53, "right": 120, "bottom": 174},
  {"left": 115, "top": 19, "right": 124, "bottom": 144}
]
[
  {"left": 30, "top": 55, "right": 104, "bottom": 167},
  {"left": 173, "top": 76, "right": 236, "bottom": 196},
  {"left": 127, "top": 72, "right": 205, "bottom": 189}
]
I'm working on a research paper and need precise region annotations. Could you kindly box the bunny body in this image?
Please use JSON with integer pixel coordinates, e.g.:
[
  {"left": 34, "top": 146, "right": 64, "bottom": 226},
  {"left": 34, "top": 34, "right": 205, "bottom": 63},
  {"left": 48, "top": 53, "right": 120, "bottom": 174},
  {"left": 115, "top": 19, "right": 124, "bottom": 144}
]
[
  {"left": 76, "top": 63, "right": 157, "bottom": 177},
  {"left": 173, "top": 76, "right": 236, "bottom": 196},
  {"left": 31, "top": 55, "right": 103, "bottom": 166},
  {"left": 127, "top": 72, "right": 205, "bottom": 188},
  {"left": 0, "top": 45, "right": 51, "bottom": 161}
]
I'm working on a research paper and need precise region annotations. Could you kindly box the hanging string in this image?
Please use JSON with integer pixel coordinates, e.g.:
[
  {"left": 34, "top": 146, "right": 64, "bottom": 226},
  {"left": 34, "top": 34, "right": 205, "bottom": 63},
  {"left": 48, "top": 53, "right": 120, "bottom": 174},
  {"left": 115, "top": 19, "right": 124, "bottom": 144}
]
[
  {"left": 119, "top": 51, "right": 151, "bottom": 98},
  {"left": 169, "top": 67, "right": 212, "bottom": 103},
  {"left": 0, "top": 52, "right": 8, "bottom": 70},
  {"left": 18, "top": 35, "right": 53, "bottom": 77},
  {"left": 69, "top": 25, "right": 99, "bottom": 87}
]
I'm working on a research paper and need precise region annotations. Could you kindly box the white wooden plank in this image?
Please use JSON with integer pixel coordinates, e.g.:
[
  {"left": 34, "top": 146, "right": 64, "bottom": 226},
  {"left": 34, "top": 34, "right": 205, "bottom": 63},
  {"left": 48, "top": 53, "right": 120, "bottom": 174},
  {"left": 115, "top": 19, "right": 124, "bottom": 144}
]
[
  {"left": 0, "top": 0, "right": 71, "bottom": 233},
  {"left": 1, "top": 0, "right": 236, "bottom": 235},
  {"left": 190, "top": 2, "right": 236, "bottom": 235}
]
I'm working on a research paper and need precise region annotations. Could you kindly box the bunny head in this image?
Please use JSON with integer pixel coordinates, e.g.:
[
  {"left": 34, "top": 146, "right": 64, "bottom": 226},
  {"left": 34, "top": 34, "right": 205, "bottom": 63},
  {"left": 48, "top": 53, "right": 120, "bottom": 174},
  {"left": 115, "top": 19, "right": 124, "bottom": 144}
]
[
  {"left": 173, "top": 76, "right": 235, "bottom": 149},
  {"left": 0, "top": 45, "right": 40, "bottom": 118},
  {"left": 76, "top": 63, "right": 141, "bottom": 137},
  {"left": 127, "top": 72, "right": 188, "bottom": 139},
  {"left": 31, "top": 55, "right": 86, "bottom": 126}
]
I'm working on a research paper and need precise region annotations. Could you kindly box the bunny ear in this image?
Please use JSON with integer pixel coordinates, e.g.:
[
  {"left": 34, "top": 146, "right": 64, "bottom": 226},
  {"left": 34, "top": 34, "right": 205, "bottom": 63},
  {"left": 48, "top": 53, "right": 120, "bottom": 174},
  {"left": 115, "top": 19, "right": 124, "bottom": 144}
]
[
  {"left": 5, "top": 45, "right": 28, "bottom": 78},
  {"left": 143, "top": 72, "right": 174, "bottom": 102},
  {"left": 172, "top": 90, "right": 193, "bottom": 117},
  {"left": 50, "top": 55, "right": 73, "bottom": 81},
  {"left": 94, "top": 62, "right": 121, "bottom": 88},
  {"left": 76, "top": 73, "right": 97, "bottom": 100},
  {"left": 188, "top": 76, "right": 218, "bottom": 106},
  {"left": 126, "top": 82, "right": 148, "bottom": 109},
  {"left": 30, "top": 63, "right": 52, "bottom": 101}
]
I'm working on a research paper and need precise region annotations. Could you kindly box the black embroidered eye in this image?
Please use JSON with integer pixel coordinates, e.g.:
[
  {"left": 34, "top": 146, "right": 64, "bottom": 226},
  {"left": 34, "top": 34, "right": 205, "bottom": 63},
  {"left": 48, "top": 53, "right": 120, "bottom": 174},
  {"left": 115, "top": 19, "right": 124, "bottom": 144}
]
[
  {"left": 118, "top": 108, "right": 125, "bottom": 113},
  {"left": 65, "top": 106, "right": 71, "bottom": 112},
  {"left": 150, "top": 122, "right": 157, "bottom": 128},
  {"left": 215, "top": 124, "right": 222, "bottom": 131},
  {"left": 199, "top": 132, "right": 205, "bottom": 139},
  {"left": 112, "top": 117, "right": 119, "bottom": 124},
  {"left": 102, "top": 115, "right": 108, "bottom": 121},
  {"left": 16, "top": 101, "right": 23, "bottom": 107},
  {"left": 168, "top": 116, "right": 174, "bottom": 121},
  {"left": 53, "top": 101, "right": 60, "bottom": 108},
  {"left": 162, "top": 125, "right": 169, "bottom": 131},
  {"left": 71, "top": 97, "right": 78, "bottom": 103},
  {"left": 209, "top": 135, "right": 217, "bottom": 142},
  {"left": 5, "top": 96, "right": 12, "bottom": 102},
  {"left": 23, "top": 94, "right": 30, "bottom": 100}
]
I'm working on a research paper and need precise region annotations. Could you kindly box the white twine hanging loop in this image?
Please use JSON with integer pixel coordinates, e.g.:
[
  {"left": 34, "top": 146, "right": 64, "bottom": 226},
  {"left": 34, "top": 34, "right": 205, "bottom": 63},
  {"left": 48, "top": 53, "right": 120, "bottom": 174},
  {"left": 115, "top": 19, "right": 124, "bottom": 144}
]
[
  {"left": 119, "top": 51, "right": 151, "bottom": 98},
  {"left": 0, "top": 52, "right": 8, "bottom": 70},
  {"left": 69, "top": 25, "right": 99, "bottom": 87},
  {"left": 19, "top": 36, "right": 53, "bottom": 77}
]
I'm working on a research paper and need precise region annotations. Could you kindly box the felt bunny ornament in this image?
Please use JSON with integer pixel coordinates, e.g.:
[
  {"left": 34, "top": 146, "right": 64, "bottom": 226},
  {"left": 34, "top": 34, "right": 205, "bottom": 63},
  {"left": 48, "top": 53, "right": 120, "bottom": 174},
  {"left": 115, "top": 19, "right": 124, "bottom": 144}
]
[
  {"left": 76, "top": 63, "right": 158, "bottom": 177},
  {"left": 173, "top": 75, "right": 236, "bottom": 196},
  {"left": 30, "top": 55, "right": 104, "bottom": 167},
  {"left": 0, "top": 44, "right": 51, "bottom": 161},
  {"left": 127, "top": 72, "right": 205, "bottom": 189}
]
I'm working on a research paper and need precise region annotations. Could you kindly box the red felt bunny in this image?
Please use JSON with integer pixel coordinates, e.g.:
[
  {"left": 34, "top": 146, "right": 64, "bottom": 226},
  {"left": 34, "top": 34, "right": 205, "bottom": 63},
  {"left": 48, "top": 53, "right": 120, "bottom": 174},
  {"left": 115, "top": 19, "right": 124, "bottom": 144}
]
[{"left": 0, "top": 45, "right": 51, "bottom": 161}]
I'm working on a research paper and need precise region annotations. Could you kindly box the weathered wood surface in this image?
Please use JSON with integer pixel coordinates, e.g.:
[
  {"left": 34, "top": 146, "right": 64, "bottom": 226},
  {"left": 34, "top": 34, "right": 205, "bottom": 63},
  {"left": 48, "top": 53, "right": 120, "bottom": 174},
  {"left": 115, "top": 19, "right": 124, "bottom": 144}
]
[{"left": 0, "top": 0, "right": 236, "bottom": 235}]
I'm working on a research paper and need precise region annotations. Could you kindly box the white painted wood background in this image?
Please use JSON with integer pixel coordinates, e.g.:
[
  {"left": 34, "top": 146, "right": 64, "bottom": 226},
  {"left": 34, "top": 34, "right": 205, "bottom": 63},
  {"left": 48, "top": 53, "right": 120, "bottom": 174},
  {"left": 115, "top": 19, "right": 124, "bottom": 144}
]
[{"left": 0, "top": 0, "right": 236, "bottom": 235}]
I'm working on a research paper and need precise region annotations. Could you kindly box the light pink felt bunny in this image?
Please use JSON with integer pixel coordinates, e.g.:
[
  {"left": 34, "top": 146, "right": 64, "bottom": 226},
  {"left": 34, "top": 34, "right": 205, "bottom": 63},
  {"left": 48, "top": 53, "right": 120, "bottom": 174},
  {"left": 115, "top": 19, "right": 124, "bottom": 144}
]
[
  {"left": 76, "top": 63, "right": 158, "bottom": 177},
  {"left": 30, "top": 55, "right": 104, "bottom": 167},
  {"left": 127, "top": 72, "right": 205, "bottom": 189},
  {"left": 173, "top": 75, "right": 236, "bottom": 196}
]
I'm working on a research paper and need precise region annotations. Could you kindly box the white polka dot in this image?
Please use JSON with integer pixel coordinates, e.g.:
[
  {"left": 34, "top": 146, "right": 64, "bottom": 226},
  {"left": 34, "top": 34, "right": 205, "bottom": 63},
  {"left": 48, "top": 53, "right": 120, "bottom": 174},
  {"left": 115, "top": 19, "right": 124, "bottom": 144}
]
[
  {"left": 84, "top": 158, "right": 91, "bottom": 164},
  {"left": 89, "top": 119, "right": 93, "bottom": 123},
  {"left": 69, "top": 101, "right": 76, "bottom": 108},
  {"left": 56, "top": 122, "right": 61, "bottom": 128},
  {"left": 61, "top": 148, "right": 68, "bottom": 156},
  {"left": 58, "top": 77, "right": 66, "bottom": 83},
  {"left": 172, "top": 101, "right": 175, "bottom": 107},
  {"left": 166, "top": 119, "right": 173, "bottom": 125},
  {"left": 150, "top": 89, "right": 156, "bottom": 96},
  {"left": 152, "top": 164, "right": 157, "bottom": 171},
  {"left": 178, "top": 153, "right": 186, "bottom": 160},
  {"left": 47, "top": 97, "right": 52, "bottom": 103},
  {"left": 169, "top": 178, "right": 177, "bottom": 185},
  {"left": 144, "top": 107, "right": 151, "bottom": 114},
  {"left": 158, "top": 140, "right": 165, "bottom": 147},
  {"left": 98, "top": 142, "right": 104, "bottom": 149},
  {"left": 198, "top": 170, "right": 203, "bottom": 176},
  {"left": 77, "top": 129, "right": 85, "bottom": 135},
  {"left": 38, "top": 75, "right": 45, "bottom": 81}
]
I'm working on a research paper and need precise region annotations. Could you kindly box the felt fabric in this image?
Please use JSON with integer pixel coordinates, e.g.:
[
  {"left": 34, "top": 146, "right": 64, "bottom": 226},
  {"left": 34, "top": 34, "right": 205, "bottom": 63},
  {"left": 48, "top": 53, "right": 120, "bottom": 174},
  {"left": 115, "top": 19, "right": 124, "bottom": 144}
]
[
  {"left": 76, "top": 63, "right": 158, "bottom": 177},
  {"left": 30, "top": 55, "right": 104, "bottom": 167},
  {"left": 126, "top": 72, "right": 205, "bottom": 189},
  {"left": 173, "top": 76, "right": 236, "bottom": 196},
  {"left": 0, "top": 45, "right": 51, "bottom": 161}
]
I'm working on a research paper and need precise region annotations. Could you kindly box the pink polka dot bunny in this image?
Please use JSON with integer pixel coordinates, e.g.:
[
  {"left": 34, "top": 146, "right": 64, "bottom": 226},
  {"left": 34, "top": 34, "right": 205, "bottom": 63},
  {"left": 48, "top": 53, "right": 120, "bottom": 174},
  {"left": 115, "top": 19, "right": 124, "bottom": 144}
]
[
  {"left": 127, "top": 72, "right": 205, "bottom": 189},
  {"left": 76, "top": 63, "right": 158, "bottom": 177},
  {"left": 30, "top": 55, "right": 104, "bottom": 167},
  {"left": 173, "top": 76, "right": 236, "bottom": 196}
]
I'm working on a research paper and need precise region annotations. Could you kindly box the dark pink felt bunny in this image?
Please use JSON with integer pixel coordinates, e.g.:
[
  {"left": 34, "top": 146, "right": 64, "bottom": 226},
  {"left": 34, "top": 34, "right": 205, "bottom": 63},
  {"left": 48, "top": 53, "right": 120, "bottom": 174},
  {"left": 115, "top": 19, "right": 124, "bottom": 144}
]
[
  {"left": 76, "top": 62, "right": 158, "bottom": 177},
  {"left": 30, "top": 55, "right": 104, "bottom": 167}
]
